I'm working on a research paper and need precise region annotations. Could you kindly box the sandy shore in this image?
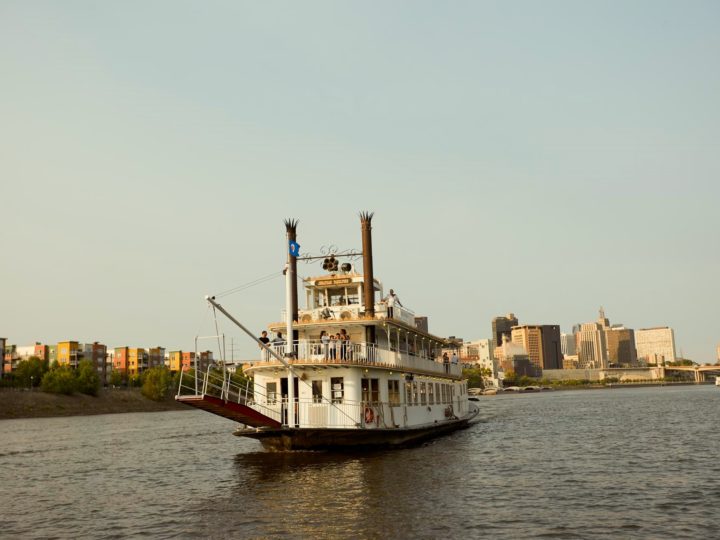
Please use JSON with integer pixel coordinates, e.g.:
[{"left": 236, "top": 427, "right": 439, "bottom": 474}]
[{"left": 0, "top": 387, "right": 186, "bottom": 420}]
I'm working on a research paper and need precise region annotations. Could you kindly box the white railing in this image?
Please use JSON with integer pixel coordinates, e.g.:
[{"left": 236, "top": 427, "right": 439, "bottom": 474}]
[
  {"left": 176, "top": 368, "right": 281, "bottom": 421},
  {"left": 288, "top": 301, "right": 416, "bottom": 325},
  {"left": 258, "top": 340, "right": 462, "bottom": 377}
]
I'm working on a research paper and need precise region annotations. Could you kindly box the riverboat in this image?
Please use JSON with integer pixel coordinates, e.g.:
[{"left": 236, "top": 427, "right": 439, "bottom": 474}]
[{"left": 176, "top": 213, "right": 479, "bottom": 450}]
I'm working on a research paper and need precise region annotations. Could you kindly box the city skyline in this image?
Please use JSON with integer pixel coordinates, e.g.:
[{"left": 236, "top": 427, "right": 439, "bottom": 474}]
[{"left": 1, "top": 1, "right": 718, "bottom": 361}]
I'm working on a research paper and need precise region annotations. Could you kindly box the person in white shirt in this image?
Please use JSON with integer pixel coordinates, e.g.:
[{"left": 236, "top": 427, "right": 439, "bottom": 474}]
[{"left": 384, "top": 289, "right": 402, "bottom": 319}]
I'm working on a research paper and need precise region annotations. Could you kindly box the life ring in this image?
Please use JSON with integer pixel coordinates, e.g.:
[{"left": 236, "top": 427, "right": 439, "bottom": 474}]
[{"left": 364, "top": 406, "right": 375, "bottom": 424}]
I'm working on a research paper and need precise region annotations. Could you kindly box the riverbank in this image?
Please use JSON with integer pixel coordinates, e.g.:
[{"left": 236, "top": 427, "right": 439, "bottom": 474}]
[{"left": 0, "top": 387, "right": 186, "bottom": 420}]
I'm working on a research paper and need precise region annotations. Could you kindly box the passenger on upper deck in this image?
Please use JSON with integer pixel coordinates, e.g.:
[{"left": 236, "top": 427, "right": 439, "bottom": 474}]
[{"left": 384, "top": 289, "right": 402, "bottom": 319}]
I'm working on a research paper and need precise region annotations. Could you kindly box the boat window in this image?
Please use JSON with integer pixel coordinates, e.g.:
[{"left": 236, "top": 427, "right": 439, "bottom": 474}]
[
  {"left": 428, "top": 382, "right": 435, "bottom": 405},
  {"left": 346, "top": 286, "right": 359, "bottom": 305},
  {"left": 312, "top": 380, "right": 323, "bottom": 403},
  {"left": 388, "top": 380, "right": 400, "bottom": 406},
  {"left": 328, "top": 288, "right": 346, "bottom": 306},
  {"left": 412, "top": 381, "right": 419, "bottom": 405},
  {"left": 441, "top": 384, "right": 447, "bottom": 404},
  {"left": 405, "top": 381, "right": 412, "bottom": 405},
  {"left": 315, "top": 290, "right": 327, "bottom": 307},
  {"left": 331, "top": 377, "right": 344, "bottom": 404},
  {"left": 267, "top": 382, "right": 277, "bottom": 404},
  {"left": 362, "top": 378, "right": 380, "bottom": 404},
  {"left": 435, "top": 383, "right": 440, "bottom": 404},
  {"left": 420, "top": 382, "right": 427, "bottom": 405}
]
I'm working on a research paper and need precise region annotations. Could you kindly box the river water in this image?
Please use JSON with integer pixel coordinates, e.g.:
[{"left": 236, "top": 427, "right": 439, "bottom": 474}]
[{"left": 1, "top": 385, "right": 719, "bottom": 539}]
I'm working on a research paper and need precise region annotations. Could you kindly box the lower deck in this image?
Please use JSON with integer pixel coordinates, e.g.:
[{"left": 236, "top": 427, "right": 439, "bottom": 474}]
[{"left": 250, "top": 365, "right": 470, "bottom": 430}]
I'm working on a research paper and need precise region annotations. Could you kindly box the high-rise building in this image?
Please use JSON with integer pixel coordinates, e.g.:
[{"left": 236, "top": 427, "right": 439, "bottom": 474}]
[
  {"left": 492, "top": 313, "right": 518, "bottom": 349},
  {"left": 561, "top": 333, "right": 576, "bottom": 356},
  {"left": 635, "top": 327, "right": 676, "bottom": 365},
  {"left": 576, "top": 323, "right": 608, "bottom": 369},
  {"left": 606, "top": 326, "right": 637, "bottom": 367},
  {"left": 511, "top": 325, "right": 562, "bottom": 370},
  {"left": 597, "top": 307, "right": 610, "bottom": 329},
  {"left": 494, "top": 336, "right": 539, "bottom": 378}
]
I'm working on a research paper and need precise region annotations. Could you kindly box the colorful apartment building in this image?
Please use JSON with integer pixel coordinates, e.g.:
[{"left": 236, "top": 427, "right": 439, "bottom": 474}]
[
  {"left": 113, "top": 347, "right": 129, "bottom": 377},
  {"left": 168, "top": 351, "right": 183, "bottom": 372},
  {"left": 148, "top": 347, "right": 166, "bottom": 369},
  {"left": 112, "top": 347, "right": 149, "bottom": 377},
  {"left": 57, "top": 341, "right": 81, "bottom": 368},
  {"left": 180, "top": 351, "right": 213, "bottom": 372},
  {"left": 4, "top": 345, "right": 19, "bottom": 374},
  {"left": 34, "top": 343, "right": 49, "bottom": 362},
  {"left": 80, "top": 342, "right": 108, "bottom": 382},
  {"left": 129, "top": 348, "right": 148, "bottom": 376}
]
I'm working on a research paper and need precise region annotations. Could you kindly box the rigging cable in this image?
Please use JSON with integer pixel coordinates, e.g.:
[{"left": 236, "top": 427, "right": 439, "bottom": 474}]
[{"left": 215, "top": 271, "right": 284, "bottom": 298}]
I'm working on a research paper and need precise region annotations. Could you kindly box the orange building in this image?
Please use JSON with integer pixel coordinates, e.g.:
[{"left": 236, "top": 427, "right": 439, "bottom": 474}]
[
  {"left": 113, "top": 347, "right": 129, "bottom": 377},
  {"left": 33, "top": 344, "right": 49, "bottom": 362},
  {"left": 180, "top": 351, "right": 213, "bottom": 372}
]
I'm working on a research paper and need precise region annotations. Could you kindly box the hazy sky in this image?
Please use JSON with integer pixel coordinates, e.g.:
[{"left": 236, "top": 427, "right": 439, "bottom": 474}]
[{"left": 2, "top": 1, "right": 718, "bottom": 361}]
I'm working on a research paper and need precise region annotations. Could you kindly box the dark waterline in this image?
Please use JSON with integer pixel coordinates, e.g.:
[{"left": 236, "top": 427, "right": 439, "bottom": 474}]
[{"left": 2, "top": 385, "right": 719, "bottom": 539}]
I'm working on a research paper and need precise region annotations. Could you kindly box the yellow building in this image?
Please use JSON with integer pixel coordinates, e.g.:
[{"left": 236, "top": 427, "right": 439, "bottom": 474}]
[
  {"left": 57, "top": 341, "right": 80, "bottom": 368},
  {"left": 168, "top": 351, "right": 183, "bottom": 372},
  {"left": 128, "top": 348, "right": 148, "bottom": 376}
]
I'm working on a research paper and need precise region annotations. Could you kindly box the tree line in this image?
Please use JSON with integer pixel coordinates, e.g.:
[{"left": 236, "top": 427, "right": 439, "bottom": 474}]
[{"left": 2, "top": 357, "right": 252, "bottom": 402}]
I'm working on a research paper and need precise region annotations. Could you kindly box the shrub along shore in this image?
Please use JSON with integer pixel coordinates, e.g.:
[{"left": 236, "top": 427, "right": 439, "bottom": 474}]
[
  {"left": 1, "top": 357, "right": 251, "bottom": 420},
  {"left": 0, "top": 386, "right": 186, "bottom": 420}
]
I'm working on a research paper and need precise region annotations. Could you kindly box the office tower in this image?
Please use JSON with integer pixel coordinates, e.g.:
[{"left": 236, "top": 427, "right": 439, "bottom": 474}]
[
  {"left": 635, "top": 327, "right": 676, "bottom": 365},
  {"left": 492, "top": 313, "right": 518, "bottom": 349},
  {"left": 606, "top": 326, "right": 637, "bottom": 366},
  {"left": 576, "top": 323, "right": 608, "bottom": 369},
  {"left": 561, "top": 333, "right": 576, "bottom": 356},
  {"left": 511, "top": 325, "right": 562, "bottom": 370}
]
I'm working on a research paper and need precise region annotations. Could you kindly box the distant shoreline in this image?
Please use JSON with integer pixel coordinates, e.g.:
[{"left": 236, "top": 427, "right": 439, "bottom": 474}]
[{"left": 0, "top": 387, "right": 186, "bottom": 420}]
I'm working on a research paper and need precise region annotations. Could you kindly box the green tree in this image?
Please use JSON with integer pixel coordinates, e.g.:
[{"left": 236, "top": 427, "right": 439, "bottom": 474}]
[
  {"left": 76, "top": 360, "right": 100, "bottom": 396},
  {"left": 14, "top": 357, "right": 49, "bottom": 389},
  {"left": 109, "top": 370, "right": 124, "bottom": 387},
  {"left": 462, "top": 367, "right": 486, "bottom": 389},
  {"left": 41, "top": 365, "right": 77, "bottom": 395},
  {"left": 141, "top": 366, "right": 174, "bottom": 401},
  {"left": 503, "top": 370, "right": 518, "bottom": 385}
]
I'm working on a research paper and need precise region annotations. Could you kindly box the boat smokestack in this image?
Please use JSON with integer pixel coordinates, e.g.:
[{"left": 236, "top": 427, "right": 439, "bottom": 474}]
[
  {"left": 284, "top": 218, "right": 299, "bottom": 333},
  {"left": 360, "top": 212, "right": 375, "bottom": 319}
]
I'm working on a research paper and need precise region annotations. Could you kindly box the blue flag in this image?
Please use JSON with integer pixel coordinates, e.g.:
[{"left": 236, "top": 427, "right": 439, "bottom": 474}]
[{"left": 289, "top": 240, "right": 300, "bottom": 257}]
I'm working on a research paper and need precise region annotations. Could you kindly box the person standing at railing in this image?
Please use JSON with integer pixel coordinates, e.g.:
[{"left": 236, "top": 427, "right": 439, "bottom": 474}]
[
  {"left": 383, "top": 289, "right": 402, "bottom": 319},
  {"left": 340, "top": 329, "right": 349, "bottom": 360},
  {"left": 272, "top": 332, "right": 286, "bottom": 356},
  {"left": 329, "top": 333, "right": 337, "bottom": 360},
  {"left": 443, "top": 352, "right": 450, "bottom": 374},
  {"left": 259, "top": 330, "right": 270, "bottom": 361},
  {"left": 320, "top": 330, "right": 330, "bottom": 359}
]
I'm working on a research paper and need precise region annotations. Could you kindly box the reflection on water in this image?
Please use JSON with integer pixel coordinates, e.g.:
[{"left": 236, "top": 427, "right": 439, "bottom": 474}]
[{"left": 2, "top": 386, "right": 720, "bottom": 539}]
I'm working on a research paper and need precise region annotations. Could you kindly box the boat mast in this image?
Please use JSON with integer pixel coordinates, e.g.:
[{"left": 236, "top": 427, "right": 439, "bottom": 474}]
[{"left": 284, "top": 218, "right": 298, "bottom": 427}]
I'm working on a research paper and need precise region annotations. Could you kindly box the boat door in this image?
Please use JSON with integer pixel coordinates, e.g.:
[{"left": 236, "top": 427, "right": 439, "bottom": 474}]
[{"left": 281, "top": 377, "right": 299, "bottom": 427}]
